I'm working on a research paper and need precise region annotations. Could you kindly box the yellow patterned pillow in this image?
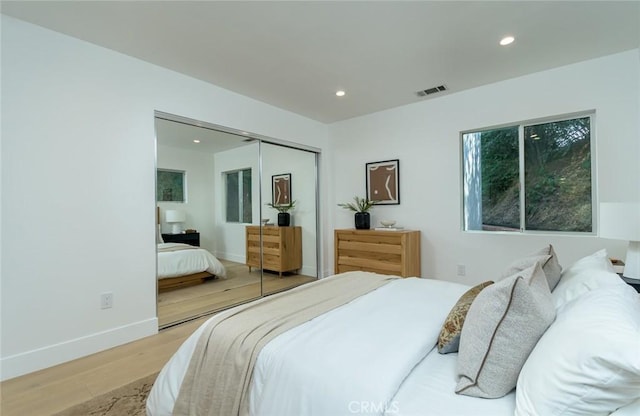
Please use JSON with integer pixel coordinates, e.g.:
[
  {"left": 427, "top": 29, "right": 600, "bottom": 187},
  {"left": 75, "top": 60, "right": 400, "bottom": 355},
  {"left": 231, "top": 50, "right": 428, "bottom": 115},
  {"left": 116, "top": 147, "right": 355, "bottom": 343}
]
[{"left": 437, "top": 281, "right": 494, "bottom": 354}]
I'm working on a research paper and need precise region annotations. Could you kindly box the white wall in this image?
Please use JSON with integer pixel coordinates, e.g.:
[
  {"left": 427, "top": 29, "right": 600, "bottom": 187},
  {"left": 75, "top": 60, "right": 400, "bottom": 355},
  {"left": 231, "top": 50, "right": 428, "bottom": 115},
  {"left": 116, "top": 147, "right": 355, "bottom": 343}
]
[
  {"left": 0, "top": 15, "right": 329, "bottom": 380},
  {"left": 329, "top": 50, "right": 639, "bottom": 285},
  {"left": 156, "top": 145, "right": 216, "bottom": 251}
]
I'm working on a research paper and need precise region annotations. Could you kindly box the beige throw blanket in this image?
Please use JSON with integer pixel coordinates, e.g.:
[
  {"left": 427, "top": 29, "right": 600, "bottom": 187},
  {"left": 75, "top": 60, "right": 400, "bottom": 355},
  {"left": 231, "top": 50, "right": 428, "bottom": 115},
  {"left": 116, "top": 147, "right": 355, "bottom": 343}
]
[
  {"left": 157, "top": 243, "right": 197, "bottom": 253},
  {"left": 173, "top": 271, "right": 396, "bottom": 416}
]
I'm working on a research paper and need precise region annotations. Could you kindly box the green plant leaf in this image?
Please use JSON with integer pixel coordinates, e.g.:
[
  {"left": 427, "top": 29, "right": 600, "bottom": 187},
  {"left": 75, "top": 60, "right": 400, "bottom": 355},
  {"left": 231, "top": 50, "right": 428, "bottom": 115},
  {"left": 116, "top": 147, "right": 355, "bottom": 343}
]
[
  {"left": 266, "top": 200, "right": 297, "bottom": 213},
  {"left": 338, "top": 196, "right": 375, "bottom": 212}
]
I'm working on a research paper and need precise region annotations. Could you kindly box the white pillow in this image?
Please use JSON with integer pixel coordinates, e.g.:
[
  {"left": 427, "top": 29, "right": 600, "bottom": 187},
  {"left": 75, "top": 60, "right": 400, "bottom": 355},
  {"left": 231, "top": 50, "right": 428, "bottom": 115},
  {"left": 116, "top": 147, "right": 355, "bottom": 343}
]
[
  {"left": 551, "top": 249, "right": 620, "bottom": 309},
  {"left": 515, "top": 284, "right": 640, "bottom": 416},
  {"left": 561, "top": 249, "right": 614, "bottom": 275},
  {"left": 501, "top": 245, "right": 562, "bottom": 290}
]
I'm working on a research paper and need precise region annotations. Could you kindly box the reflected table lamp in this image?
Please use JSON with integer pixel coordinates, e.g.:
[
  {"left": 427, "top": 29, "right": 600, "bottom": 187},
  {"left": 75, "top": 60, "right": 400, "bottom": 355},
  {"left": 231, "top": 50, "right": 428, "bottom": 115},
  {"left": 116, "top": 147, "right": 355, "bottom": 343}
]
[
  {"left": 165, "top": 209, "right": 186, "bottom": 234},
  {"left": 600, "top": 202, "right": 640, "bottom": 281}
]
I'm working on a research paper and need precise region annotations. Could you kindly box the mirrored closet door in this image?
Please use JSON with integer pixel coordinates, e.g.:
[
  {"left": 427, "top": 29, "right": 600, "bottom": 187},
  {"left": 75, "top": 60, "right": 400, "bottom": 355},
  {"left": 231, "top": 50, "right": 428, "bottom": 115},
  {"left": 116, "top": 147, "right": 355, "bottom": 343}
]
[
  {"left": 155, "top": 113, "right": 319, "bottom": 328},
  {"left": 260, "top": 142, "right": 317, "bottom": 296}
]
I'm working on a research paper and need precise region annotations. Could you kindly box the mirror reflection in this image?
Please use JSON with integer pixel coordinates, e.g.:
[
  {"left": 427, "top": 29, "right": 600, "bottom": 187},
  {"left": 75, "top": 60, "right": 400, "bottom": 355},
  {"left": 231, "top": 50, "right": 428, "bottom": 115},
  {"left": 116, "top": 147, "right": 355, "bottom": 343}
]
[
  {"left": 260, "top": 142, "right": 317, "bottom": 295},
  {"left": 155, "top": 115, "right": 318, "bottom": 328}
]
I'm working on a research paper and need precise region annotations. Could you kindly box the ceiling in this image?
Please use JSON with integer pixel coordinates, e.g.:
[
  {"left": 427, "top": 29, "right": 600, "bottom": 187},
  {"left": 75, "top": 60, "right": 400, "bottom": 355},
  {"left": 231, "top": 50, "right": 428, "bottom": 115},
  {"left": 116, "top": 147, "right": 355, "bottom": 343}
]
[
  {"left": 2, "top": 1, "right": 639, "bottom": 123},
  {"left": 155, "top": 116, "right": 256, "bottom": 154}
]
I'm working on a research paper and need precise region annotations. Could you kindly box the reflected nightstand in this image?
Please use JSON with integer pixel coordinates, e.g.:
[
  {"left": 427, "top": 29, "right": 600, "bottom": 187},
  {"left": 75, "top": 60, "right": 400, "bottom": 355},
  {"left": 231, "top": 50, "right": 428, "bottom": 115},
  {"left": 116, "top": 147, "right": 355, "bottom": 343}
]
[{"left": 162, "top": 232, "right": 200, "bottom": 247}]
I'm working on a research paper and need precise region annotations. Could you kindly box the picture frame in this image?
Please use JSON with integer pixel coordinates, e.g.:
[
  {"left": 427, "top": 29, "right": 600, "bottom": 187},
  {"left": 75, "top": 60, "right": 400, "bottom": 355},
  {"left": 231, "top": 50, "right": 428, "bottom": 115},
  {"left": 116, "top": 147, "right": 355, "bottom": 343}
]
[
  {"left": 366, "top": 159, "right": 400, "bottom": 205},
  {"left": 272, "top": 173, "right": 292, "bottom": 206},
  {"left": 157, "top": 169, "right": 185, "bottom": 202}
]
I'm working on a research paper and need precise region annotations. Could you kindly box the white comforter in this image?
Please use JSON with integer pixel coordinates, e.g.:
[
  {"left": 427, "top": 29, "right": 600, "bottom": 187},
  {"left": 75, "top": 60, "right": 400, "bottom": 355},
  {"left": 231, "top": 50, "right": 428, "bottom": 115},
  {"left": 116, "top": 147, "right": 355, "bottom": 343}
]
[
  {"left": 148, "top": 275, "right": 510, "bottom": 415},
  {"left": 157, "top": 243, "right": 226, "bottom": 279},
  {"left": 249, "top": 278, "right": 468, "bottom": 415},
  {"left": 148, "top": 272, "right": 640, "bottom": 416}
]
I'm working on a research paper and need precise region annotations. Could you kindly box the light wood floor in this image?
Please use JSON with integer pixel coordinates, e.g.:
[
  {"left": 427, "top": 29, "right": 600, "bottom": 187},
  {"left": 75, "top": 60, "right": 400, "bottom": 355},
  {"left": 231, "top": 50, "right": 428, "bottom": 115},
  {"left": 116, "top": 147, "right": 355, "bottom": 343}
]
[
  {"left": 158, "top": 259, "right": 316, "bottom": 327},
  {"left": 1, "top": 261, "right": 316, "bottom": 416},
  {"left": 0, "top": 316, "right": 207, "bottom": 416}
]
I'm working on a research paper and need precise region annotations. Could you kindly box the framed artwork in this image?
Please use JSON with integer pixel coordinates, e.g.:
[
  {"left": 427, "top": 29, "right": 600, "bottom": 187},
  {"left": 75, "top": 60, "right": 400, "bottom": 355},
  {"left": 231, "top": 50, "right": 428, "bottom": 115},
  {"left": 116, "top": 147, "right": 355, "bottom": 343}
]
[
  {"left": 272, "top": 173, "right": 292, "bottom": 206},
  {"left": 157, "top": 169, "right": 185, "bottom": 202},
  {"left": 366, "top": 159, "right": 400, "bottom": 205}
]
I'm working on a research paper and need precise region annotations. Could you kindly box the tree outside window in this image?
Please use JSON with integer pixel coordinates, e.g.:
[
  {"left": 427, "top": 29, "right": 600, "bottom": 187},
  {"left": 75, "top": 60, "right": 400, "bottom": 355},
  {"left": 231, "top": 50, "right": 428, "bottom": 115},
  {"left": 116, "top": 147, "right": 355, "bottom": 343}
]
[{"left": 463, "top": 115, "right": 593, "bottom": 233}]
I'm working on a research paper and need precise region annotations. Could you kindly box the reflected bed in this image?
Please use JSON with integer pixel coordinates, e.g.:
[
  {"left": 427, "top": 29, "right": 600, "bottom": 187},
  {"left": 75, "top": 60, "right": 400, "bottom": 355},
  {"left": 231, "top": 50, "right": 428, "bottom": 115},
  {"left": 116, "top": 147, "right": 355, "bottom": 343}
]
[{"left": 157, "top": 243, "right": 226, "bottom": 292}]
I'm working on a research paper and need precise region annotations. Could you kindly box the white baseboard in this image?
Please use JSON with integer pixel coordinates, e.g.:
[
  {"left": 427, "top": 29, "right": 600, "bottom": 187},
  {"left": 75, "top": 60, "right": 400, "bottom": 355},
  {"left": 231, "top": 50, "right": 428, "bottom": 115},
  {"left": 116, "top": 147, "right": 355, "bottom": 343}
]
[
  {"left": 300, "top": 265, "right": 317, "bottom": 277},
  {"left": 0, "top": 317, "right": 158, "bottom": 381},
  {"left": 215, "top": 251, "right": 245, "bottom": 264}
]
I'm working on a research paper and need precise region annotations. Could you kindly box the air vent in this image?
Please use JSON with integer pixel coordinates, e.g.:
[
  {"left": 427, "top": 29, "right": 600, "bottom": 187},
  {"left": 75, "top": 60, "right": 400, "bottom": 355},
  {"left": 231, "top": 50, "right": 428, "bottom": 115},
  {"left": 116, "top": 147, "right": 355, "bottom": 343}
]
[{"left": 416, "top": 85, "right": 447, "bottom": 97}]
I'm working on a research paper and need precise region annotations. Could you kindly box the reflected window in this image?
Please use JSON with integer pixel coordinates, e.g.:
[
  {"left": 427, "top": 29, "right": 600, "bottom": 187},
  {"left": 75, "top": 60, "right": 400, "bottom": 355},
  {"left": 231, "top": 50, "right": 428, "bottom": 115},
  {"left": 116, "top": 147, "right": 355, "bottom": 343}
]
[
  {"left": 225, "top": 168, "right": 252, "bottom": 223},
  {"left": 462, "top": 114, "right": 593, "bottom": 233}
]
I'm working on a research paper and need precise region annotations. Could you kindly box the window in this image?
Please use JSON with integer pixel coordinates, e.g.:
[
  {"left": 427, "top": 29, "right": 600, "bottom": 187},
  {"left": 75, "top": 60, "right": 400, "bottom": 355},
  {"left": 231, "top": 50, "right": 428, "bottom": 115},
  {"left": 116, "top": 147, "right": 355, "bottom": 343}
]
[
  {"left": 462, "top": 114, "right": 593, "bottom": 233},
  {"left": 225, "top": 168, "right": 252, "bottom": 223}
]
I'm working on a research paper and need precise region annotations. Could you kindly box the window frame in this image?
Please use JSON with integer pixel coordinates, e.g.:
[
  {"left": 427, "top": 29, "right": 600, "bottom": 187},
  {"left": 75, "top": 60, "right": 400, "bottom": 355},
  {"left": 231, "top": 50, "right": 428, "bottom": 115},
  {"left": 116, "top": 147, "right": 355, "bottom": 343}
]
[
  {"left": 460, "top": 111, "right": 597, "bottom": 235},
  {"left": 224, "top": 168, "right": 252, "bottom": 224}
]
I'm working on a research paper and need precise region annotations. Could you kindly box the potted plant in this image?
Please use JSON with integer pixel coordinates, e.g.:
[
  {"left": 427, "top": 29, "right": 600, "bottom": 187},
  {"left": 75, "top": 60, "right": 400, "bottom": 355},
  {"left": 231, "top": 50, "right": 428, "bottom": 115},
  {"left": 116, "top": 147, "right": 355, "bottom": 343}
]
[
  {"left": 338, "top": 196, "right": 375, "bottom": 229},
  {"left": 266, "top": 200, "right": 296, "bottom": 226}
]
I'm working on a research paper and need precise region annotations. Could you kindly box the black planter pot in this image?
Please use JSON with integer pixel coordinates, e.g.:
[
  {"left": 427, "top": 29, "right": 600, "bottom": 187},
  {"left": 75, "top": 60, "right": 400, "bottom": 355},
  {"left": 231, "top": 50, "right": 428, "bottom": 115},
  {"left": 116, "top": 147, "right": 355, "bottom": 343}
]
[
  {"left": 278, "top": 212, "right": 291, "bottom": 226},
  {"left": 354, "top": 212, "right": 370, "bottom": 230}
]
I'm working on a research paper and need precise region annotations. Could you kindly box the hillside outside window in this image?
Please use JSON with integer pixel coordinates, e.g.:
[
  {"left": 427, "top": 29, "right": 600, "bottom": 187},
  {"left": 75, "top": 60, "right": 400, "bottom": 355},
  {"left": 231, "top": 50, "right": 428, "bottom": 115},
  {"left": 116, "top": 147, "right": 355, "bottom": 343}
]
[{"left": 462, "top": 114, "right": 593, "bottom": 233}]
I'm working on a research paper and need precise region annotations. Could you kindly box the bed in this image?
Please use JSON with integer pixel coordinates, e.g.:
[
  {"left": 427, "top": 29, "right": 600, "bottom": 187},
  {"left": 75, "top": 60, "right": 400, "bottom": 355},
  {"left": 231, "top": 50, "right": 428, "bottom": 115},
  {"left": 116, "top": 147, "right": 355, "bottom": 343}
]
[
  {"left": 157, "top": 242, "right": 227, "bottom": 291},
  {"left": 156, "top": 206, "right": 226, "bottom": 291},
  {"left": 147, "top": 247, "right": 640, "bottom": 415}
]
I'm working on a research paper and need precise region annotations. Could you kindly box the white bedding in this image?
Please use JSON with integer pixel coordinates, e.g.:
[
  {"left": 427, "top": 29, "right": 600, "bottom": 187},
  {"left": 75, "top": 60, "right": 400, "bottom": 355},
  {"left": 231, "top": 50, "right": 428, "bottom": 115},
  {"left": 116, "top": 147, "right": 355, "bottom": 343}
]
[
  {"left": 391, "top": 349, "right": 515, "bottom": 415},
  {"left": 147, "top": 272, "right": 639, "bottom": 416},
  {"left": 148, "top": 277, "right": 476, "bottom": 415},
  {"left": 157, "top": 243, "right": 226, "bottom": 279}
]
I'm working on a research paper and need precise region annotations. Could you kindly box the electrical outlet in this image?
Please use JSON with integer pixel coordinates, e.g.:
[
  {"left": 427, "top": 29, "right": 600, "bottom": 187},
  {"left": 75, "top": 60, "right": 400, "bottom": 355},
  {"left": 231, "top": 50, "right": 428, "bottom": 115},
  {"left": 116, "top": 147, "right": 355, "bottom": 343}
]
[
  {"left": 101, "top": 292, "right": 113, "bottom": 309},
  {"left": 457, "top": 264, "right": 466, "bottom": 277}
]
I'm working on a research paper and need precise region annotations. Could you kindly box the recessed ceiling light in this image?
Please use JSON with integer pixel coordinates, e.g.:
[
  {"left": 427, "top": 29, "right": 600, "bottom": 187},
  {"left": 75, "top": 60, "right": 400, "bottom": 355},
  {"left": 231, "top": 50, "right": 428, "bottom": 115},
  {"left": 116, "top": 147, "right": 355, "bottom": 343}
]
[
  {"left": 336, "top": 90, "right": 346, "bottom": 97},
  {"left": 500, "top": 36, "right": 515, "bottom": 46},
  {"left": 193, "top": 139, "right": 200, "bottom": 143}
]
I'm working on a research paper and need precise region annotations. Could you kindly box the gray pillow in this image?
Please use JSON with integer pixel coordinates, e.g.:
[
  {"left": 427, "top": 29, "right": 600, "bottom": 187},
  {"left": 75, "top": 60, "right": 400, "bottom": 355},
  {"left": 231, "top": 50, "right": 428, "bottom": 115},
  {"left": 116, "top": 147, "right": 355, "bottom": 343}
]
[
  {"left": 455, "top": 262, "right": 556, "bottom": 398},
  {"left": 501, "top": 244, "right": 562, "bottom": 290}
]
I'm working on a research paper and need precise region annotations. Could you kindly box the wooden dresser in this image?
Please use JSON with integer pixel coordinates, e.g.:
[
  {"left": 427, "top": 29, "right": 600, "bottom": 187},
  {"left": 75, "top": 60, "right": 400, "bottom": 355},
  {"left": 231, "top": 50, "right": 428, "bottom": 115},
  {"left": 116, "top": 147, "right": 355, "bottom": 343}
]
[
  {"left": 246, "top": 226, "right": 302, "bottom": 277},
  {"left": 334, "top": 229, "right": 421, "bottom": 277}
]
